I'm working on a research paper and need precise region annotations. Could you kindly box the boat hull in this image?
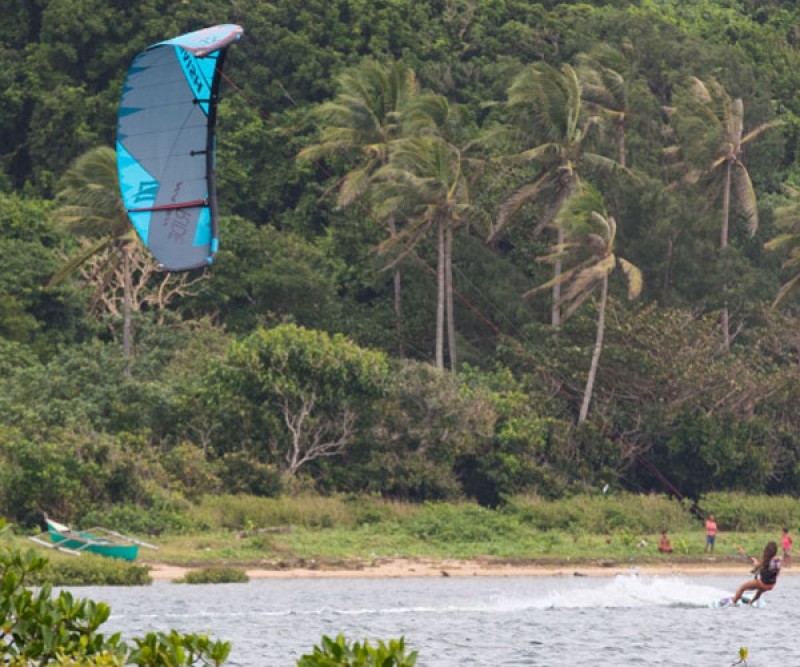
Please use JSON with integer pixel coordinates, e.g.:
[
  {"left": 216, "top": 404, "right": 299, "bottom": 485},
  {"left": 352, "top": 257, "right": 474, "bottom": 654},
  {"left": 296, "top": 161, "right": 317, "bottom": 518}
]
[{"left": 46, "top": 523, "right": 139, "bottom": 561}]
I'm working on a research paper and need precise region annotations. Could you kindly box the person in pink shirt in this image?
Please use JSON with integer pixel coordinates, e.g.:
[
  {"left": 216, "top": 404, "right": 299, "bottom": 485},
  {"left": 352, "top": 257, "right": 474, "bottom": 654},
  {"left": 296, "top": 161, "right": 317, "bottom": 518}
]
[
  {"left": 704, "top": 514, "right": 717, "bottom": 554},
  {"left": 782, "top": 528, "right": 792, "bottom": 567}
]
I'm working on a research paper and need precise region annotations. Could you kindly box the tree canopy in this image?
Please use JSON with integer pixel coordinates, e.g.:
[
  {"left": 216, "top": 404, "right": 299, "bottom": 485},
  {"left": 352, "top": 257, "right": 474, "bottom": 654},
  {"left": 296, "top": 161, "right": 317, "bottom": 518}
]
[{"left": 4, "top": 0, "right": 800, "bottom": 524}]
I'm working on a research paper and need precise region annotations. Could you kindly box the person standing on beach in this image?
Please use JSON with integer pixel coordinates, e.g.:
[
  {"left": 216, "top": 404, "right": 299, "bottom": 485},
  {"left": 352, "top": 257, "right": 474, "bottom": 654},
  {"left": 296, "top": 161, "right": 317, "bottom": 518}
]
[
  {"left": 704, "top": 514, "right": 717, "bottom": 554},
  {"left": 782, "top": 528, "right": 792, "bottom": 567}
]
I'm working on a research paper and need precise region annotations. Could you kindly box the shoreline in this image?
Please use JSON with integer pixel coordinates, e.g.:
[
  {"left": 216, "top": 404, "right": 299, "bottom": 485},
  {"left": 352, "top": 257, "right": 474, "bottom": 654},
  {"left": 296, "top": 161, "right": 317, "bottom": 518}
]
[{"left": 143, "top": 557, "right": 787, "bottom": 581}]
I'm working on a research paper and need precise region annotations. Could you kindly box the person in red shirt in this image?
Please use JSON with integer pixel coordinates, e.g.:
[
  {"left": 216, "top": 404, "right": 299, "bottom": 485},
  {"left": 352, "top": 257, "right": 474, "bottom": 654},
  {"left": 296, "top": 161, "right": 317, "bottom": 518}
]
[
  {"left": 658, "top": 529, "right": 673, "bottom": 554},
  {"left": 704, "top": 514, "right": 717, "bottom": 554}
]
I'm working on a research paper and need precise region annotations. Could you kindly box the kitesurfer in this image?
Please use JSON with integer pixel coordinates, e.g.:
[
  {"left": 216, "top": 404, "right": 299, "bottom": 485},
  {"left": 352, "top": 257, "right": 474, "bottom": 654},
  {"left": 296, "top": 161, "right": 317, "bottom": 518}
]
[{"left": 731, "top": 541, "right": 781, "bottom": 605}]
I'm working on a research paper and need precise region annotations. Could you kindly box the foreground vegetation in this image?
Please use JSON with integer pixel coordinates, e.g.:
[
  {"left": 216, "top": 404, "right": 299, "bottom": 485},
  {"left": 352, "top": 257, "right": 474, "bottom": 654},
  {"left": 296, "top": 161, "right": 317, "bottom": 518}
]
[{"left": 2, "top": 518, "right": 417, "bottom": 666}]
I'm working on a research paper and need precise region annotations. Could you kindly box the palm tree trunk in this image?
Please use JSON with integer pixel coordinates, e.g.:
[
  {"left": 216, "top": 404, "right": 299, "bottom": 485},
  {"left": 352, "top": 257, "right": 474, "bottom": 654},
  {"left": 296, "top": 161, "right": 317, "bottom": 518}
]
[
  {"left": 445, "top": 223, "right": 456, "bottom": 371},
  {"left": 552, "top": 224, "right": 564, "bottom": 327},
  {"left": 435, "top": 217, "right": 445, "bottom": 370},
  {"left": 122, "top": 243, "right": 133, "bottom": 378},
  {"left": 721, "top": 159, "right": 732, "bottom": 350},
  {"left": 618, "top": 121, "right": 626, "bottom": 169},
  {"left": 579, "top": 274, "right": 608, "bottom": 423},
  {"left": 388, "top": 216, "right": 404, "bottom": 358}
]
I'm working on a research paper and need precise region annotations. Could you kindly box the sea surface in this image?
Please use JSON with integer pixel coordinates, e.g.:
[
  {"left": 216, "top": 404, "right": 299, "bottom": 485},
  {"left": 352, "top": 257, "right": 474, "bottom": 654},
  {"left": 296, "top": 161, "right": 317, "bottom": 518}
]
[{"left": 64, "top": 572, "right": 800, "bottom": 666}]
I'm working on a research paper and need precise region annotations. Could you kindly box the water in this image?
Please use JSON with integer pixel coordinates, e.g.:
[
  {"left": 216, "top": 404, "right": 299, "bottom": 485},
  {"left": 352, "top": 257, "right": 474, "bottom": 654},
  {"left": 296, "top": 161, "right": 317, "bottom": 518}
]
[{"left": 65, "top": 573, "right": 799, "bottom": 666}]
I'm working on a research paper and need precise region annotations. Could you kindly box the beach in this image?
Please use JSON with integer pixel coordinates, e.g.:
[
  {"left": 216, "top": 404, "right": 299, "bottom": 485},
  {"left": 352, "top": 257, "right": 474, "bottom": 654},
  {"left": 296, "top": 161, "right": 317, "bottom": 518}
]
[{"left": 144, "top": 557, "right": 776, "bottom": 581}]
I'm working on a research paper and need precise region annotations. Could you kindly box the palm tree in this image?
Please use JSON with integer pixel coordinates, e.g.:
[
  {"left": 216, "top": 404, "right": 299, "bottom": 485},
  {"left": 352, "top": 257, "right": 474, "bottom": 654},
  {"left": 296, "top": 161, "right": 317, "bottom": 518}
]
[
  {"left": 676, "top": 76, "right": 784, "bottom": 348},
  {"left": 528, "top": 185, "right": 642, "bottom": 422},
  {"left": 49, "top": 146, "right": 137, "bottom": 376},
  {"left": 298, "top": 59, "right": 445, "bottom": 355},
  {"left": 493, "top": 63, "right": 625, "bottom": 326},
  {"left": 576, "top": 43, "right": 636, "bottom": 169},
  {"left": 373, "top": 130, "right": 470, "bottom": 371}
]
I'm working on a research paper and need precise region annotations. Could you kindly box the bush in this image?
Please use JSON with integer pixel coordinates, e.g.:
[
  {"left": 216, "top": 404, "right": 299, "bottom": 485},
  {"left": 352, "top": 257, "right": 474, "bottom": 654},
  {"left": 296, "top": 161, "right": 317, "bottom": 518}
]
[
  {"left": 699, "top": 492, "right": 800, "bottom": 531},
  {"left": 297, "top": 634, "right": 417, "bottom": 667},
  {"left": 504, "top": 493, "right": 697, "bottom": 533},
  {"left": 79, "top": 501, "right": 198, "bottom": 536},
  {"left": 31, "top": 553, "right": 152, "bottom": 586},
  {"left": 176, "top": 567, "right": 249, "bottom": 584}
]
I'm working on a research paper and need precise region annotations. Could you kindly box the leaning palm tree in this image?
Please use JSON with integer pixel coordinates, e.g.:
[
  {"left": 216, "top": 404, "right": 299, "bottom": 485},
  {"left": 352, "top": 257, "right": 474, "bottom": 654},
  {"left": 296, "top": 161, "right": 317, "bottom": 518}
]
[
  {"left": 676, "top": 76, "right": 784, "bottom": 348},
  {"left": 298, "top": 59, "right": 445, "bottom": 355},
  {"left": 49, "top": 146, "right": 137, "bottom": 376},
  {"left": 528, "top": 185, "right": 642, "bottom": 422},
  {"left": 373, "top": 131, "right": 470, "bottom": 371},
  {"left": 493, "top": 63, "right": 625, "bottom": 326}
]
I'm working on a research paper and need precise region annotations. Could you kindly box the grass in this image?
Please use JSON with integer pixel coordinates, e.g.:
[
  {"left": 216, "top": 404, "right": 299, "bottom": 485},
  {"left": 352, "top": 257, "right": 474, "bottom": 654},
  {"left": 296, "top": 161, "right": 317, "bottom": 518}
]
[{"left": 8, "top": 492, "right": 797, "bottom": 575}]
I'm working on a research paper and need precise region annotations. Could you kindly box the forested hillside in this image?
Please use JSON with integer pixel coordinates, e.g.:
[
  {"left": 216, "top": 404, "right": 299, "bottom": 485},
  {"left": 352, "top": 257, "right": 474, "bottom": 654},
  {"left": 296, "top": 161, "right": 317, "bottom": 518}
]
[{"left": 3, "top": 0, "right": 800, "bottom": 528}]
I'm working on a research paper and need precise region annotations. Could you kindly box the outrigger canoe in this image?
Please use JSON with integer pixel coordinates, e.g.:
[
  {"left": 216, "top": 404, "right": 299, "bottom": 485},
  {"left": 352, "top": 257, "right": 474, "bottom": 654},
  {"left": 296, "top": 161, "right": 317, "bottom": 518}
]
[{"left": 28, "top": 517, "right": 158, "bottom": 561}]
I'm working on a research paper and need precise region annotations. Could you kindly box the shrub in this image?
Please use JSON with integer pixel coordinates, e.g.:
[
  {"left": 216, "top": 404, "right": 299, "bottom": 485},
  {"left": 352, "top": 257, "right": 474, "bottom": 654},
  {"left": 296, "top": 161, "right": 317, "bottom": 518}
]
[
  {"left": 79, "top": 501, "right": 197, "bottom": 536},
  {"left": 31, "top": 553, "right": 152, "bottom": 586},
  {"left": 176, "top": 567, "right": 249, "bottom": 584},
  {"left": 297, "top": 634, "right": 417, "bottom": 667}
]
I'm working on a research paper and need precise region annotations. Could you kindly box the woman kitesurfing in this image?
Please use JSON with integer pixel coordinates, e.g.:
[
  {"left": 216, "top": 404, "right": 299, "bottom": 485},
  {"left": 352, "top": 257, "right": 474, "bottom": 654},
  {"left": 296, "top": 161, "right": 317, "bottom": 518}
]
[{"left": 731, "top": 540, "right": 781, "bottom": 605}]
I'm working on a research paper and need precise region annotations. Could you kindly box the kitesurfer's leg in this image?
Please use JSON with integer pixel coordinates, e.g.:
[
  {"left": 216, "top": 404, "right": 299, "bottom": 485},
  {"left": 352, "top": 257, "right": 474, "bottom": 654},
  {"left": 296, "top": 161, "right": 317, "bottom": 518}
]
[{"left": 732, "top": 579, "right": 759, "bottom": 603}]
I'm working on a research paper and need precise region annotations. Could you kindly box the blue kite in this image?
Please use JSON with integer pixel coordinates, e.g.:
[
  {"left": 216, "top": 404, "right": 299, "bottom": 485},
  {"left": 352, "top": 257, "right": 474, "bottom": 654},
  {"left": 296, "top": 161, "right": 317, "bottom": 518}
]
[{"left": 116, "top": 24, "right": 243, "bottom": 271}]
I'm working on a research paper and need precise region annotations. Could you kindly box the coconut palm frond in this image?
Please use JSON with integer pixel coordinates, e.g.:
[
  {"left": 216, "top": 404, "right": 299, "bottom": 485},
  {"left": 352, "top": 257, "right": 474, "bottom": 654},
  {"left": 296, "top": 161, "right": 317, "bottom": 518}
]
[
  {"left": 524, "top": 261, "right": 588, "bottom": 297},
  {"left": 581, "top": 151, "right": 632, "bottom": 177},
  {"left": 765, "top": 233, "right": 800, "bottom": 253},
  {"left": 562, "top": 286, "right": 599, "bottom": 321},
  {"left": 771, "top": 273, "right": 800, "bottom": 309},
  {"left": 561, "top": 255, "right": 615, "bottom": 303},
  {"left": 338, "top": 163, "right": 375, "bottom": 207},
  {"left": 741, "top": 119, "right": 786, "bottom": 146},
  {"left": 47, "top": 236, "right": 114, "bottom": 288},
  {"left": 732, "top": 160, "right": 759, "bottom": 235},
  {"left": 618, "top": 257, "right": 643, "bottom": 299},
  {"left": 493, "top": 172, "right": 554, "bottom": 240}
]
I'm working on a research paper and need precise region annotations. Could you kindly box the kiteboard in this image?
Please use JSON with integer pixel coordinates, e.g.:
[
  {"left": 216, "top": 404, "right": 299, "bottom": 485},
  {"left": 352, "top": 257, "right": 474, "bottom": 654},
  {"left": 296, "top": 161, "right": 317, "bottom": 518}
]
[{"left": 708, "top": 593, "right": 765, "bottom": 608}]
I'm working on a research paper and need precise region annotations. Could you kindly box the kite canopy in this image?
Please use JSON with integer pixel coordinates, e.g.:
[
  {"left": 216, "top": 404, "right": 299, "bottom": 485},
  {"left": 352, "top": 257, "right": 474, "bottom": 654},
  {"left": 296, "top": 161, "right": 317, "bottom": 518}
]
[{"left": 116, "top": 24, "right": 243, "bottom": 271}]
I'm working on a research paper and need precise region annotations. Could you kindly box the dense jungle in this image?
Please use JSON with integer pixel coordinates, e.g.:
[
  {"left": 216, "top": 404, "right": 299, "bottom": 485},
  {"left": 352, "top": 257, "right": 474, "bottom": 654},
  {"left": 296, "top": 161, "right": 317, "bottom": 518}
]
[{"left": 4, "top": 0, "right": 800, "bottom": 531}]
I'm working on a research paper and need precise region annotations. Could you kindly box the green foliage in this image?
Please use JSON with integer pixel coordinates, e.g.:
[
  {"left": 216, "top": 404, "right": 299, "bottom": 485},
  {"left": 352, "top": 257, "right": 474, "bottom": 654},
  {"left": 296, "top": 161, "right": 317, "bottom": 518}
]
[
  {"left": 700, "top": 492, "right": 800, "bottom": 532},
  {"left": 78, "top": 503, "right": 197, "bottom": 537},
  {"left": 503, "top": 493, "right": 696, "bottom": 534},
  {"left": 0, "top": 532, "right": 230, "bottom": 665},
  {"left": 127, "top": 632, "right": 231, "bottom": 667},
  {"left": 30, "top": 553, "right": 152, "bottom": 587},
  {"left": 5, "top": 0, "right": 800, "bottom": 510},
  {"left": 191, "top": 493, "right": 386, "bottom": 531},
  {"left": 297, "top": 634, "right": 417, "bottom": 667},
  {"left": 176, "top": 567, "right": 249, "bottom": 585},
  {"left": 206, "top": 324, "right": 389, "bottom": 476},
  {"left": 403, "top": 503, "right": 520, "bottom": 544}
]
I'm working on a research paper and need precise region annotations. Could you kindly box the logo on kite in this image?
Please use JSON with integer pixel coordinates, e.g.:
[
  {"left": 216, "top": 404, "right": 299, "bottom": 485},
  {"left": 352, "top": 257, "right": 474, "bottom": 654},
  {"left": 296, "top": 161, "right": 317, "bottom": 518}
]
[{"left": 116, "top": 24, "right": 243, "bottom": 272}]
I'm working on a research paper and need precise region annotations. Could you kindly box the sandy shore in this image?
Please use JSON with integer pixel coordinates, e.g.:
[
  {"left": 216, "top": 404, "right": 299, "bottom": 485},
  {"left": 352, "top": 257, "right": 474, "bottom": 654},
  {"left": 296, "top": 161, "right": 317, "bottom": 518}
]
[{"left": 144, "top": 557, "right": 781, "bottom": 581}]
